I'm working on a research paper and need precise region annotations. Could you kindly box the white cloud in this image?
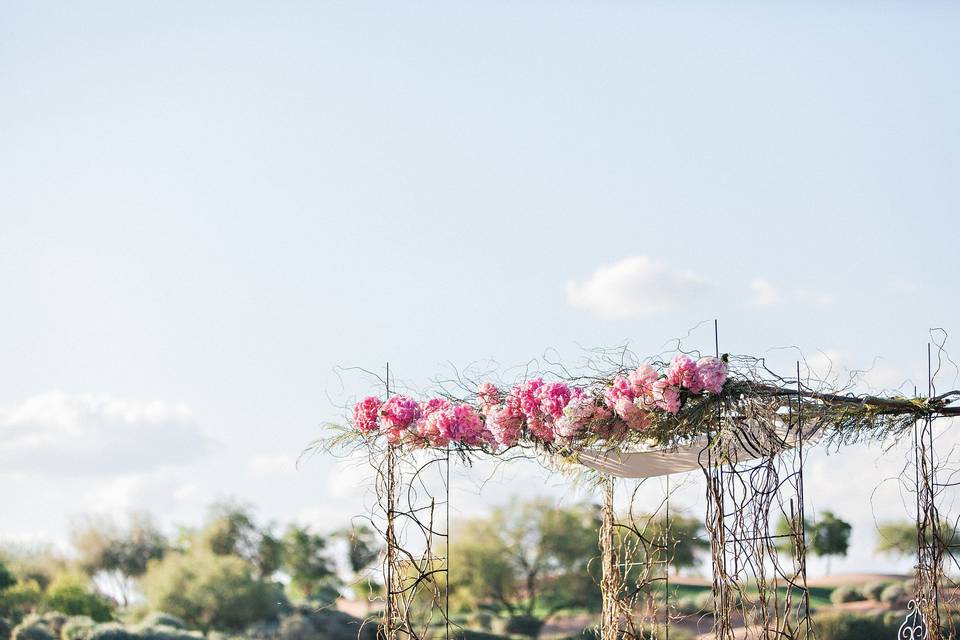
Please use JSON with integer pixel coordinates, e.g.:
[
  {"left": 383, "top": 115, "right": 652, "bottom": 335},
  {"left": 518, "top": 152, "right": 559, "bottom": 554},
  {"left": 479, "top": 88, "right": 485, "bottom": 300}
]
[
  {"left": 566, "top": 256, "right": 708, "bottom": 318},
  {"left": 749, "top": 278, "right": 833, "bottom": 309},
  {"left": 247, "top": 453, "right": 298, "bottom": 476},
  {"left": 0, "top": 392, "right": 213, "bottom": 476}
]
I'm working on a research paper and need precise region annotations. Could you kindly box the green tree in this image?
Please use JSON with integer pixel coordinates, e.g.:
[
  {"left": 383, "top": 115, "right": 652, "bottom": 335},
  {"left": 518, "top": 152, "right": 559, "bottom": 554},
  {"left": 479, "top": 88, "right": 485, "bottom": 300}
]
[
  {"left": 141, "top": 548, "right": 283, "bottom": 631},
  {"left": 71, "top": 514, "right": 167, "bottom": 606},
  {"left": 876, "top": 519, "right": 960, "bottom": 558},
  {"left": 336, "top": 524, "right": 382, "bottom": 599},
  {"left": 0, "top": 560, "right": 15, "bottom": 592},
  {"left": 202, "top": 502, "right": 282, "bottom": 579},
  {"left": 633, "top": 513, "right": 708, "bottom": 573},
  {"left": 449, "top": 499, "right": 601, "bottom": 635},
  {"left": 810, "top": 511, "right": 852, "bottom": 575},
  {"left": 42, "top": 573, "right": 113, "bottom": 621},
  {"left": 281, "top": 526, "right": 338, "bottom": 603}
]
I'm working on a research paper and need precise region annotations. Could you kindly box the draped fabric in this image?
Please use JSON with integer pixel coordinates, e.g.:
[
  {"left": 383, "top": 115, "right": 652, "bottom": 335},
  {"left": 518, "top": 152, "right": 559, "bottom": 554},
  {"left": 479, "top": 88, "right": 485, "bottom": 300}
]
[{"left": 575, "top": 419, "right": 821, "bottom": 478}]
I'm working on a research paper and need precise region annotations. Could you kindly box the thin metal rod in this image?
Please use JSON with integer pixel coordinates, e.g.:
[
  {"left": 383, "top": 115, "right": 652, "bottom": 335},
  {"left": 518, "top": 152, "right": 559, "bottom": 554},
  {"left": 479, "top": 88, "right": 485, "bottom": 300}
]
[{"left": 796, "top": 362, "right": 812, "bottom": 639}]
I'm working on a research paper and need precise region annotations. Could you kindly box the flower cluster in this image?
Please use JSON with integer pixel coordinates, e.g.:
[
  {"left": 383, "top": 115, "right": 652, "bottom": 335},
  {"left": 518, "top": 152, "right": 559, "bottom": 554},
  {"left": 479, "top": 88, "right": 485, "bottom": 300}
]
[{"left": 351, "top": 355, "right": 728, "bottom": 450}]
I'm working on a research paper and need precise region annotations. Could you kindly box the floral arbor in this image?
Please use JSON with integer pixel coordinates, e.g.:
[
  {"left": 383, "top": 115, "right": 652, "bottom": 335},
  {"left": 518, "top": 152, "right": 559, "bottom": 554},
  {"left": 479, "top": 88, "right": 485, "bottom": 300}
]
[{"left": 322, "top": 331, "right": 960, "bottom": 640}]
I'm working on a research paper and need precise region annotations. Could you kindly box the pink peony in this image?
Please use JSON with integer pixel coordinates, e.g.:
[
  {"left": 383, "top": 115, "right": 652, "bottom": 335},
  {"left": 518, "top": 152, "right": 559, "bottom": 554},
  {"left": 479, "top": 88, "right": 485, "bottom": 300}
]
[
  {"left": 416, "top": 398, "right": 452, "bottom": 446},
  {"left": 604, "top": 375, "right": 635, "bottom": 408},
  {"left": 652, "top": 379, "right": 681, "bottom": 414},
  {"left": 628, "top": 364, "right": 659, "bottom": 396},
  {"left": 666, "top": 354, "right": 704, "bottom": 393},
  {"left": 449, "top": 404, "right": 487, "bottom": 445},
  {"left": 477, "top": 382, "right": 501, "bottom": 414},
  {"left": 487, "top": 405, "right": 523, "bottom": 447},
  {"left": 697, "top": 357, "right": 728, "bottom": 394},
  {"left": 353, "top": 396, "right": 382, "bottom": 434},
  {"left": 514, "top": 378, "right": 545, "bottom": 419},
  {"left": 537, "top": 381, "right": 573, "bottom": 420}
]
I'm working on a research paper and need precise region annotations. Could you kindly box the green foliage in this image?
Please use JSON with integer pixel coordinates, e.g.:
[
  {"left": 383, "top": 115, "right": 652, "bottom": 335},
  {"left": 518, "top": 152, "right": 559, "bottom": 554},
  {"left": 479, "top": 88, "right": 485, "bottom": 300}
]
[
  {"left": 625, "top": 514, "right": 708, "bottom": 572},
  {"left": 862, "top": 581, "right": 891, "bottom": 602},
  {"left": 829, "top": 586, "right": 865, "bottom": 604},
  {"left": 693, "top": 590, "right": 714, "bottom": 613},
  {"left": 450, "top": 499, "right": 600, "bottom": 622},
  {"left": 42, "top": 576, "right": 112, "bottom": 622},
  {"left": 141, "top": 548, "right": 283, "bottom": 631},
  {"left": 1, "top": 618, "right": 11, "bottom": 640},
  {"left": 880, "top": 583, "right": 905, "bottom": 606},
  {"left": 0, "top": 563, "right": 15, "bottom": 594},
  {"left": 134, "top": 625, "right": 202, "bottom": 640},
  {"left": 503, "top": 615, "right": 542, "bottom": 638},
  {"left": 811, "top": 612, "right": 894, "bottom": 640},
  {"left": 810, "top": 512, "right": 851, "bottom": 572},
  {"left": 0, "top": 581, "right": 43, "bottom": 623},
  {"left": 201, "top": 503, "right": 281, "bottom": 580},
  {"left": 280, "top": 527, "right": 337, "bottom": 603},
  {"left": 336, "top": 525, "right": 380, "bottom": 576},
  {"left": 61, "top": 617, "right": 97, "bottom": 640},
  {"left": 875, "top": 519, "right": 960, "bottom": 558},
  {"left": 10, "top": 618, "right": 55, "bottom": 640}
]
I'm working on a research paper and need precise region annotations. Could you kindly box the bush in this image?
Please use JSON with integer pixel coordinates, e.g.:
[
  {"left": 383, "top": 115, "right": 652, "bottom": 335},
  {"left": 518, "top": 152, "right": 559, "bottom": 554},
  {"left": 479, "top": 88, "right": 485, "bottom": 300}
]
[
  {"left": 0, "top": 582, "right": 44, "bottom": 623},
  {"left": 1, "top": 618, "right": 11, "bottom": 640},
  {"left": 466, "top": 612, "right": 493, "bottom": 632},
  {"left": 812, "top": 612, "right": 894, "bottom": 640},
  {"left": 61, "top": 617, "right": 96, "bottom": 640},
  {"left": 85, "top": 625, "right": 137, "bottom": 640},
  {"left": 142, "top": 550, "right": 284, "bottom": 631},
  {"left": 830, "top": 586, "right": 865, "bottom": 604},
  {"left": 136, "top": 626, "right": 202, "bottom": 640},
  {"left": 693, "top": 590, "right": 714, "bottom": 613},
  {"left": 11, "top": 620, "right": 55, "bottom": 640},
  {"left": 674, "top": 597, "right": 699, "bottom": 615},
  {"left": 137, "top": 615, "right": 185, "bottom": 631},
  {"left": 451, "top": 631, "right": 507, "bottom": 640},
  {"left": 862, "top": 581, "right": 891, "bottom": 602},
  {"left": 503, "top": 616, "right": 543, "bottom": 638},
  {"left": 880, "top": 584, "right": 906, "bottom": 606},
  {"left": 43, "top": 577, "right": 112, "bottom": 622}
]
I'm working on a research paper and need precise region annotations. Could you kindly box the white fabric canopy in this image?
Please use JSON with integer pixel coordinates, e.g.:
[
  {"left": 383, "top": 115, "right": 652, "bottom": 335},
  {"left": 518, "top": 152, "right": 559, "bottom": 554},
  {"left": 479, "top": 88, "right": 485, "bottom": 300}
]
[{"left": 575, "top": 420, "right": 821, "bottom": 479}]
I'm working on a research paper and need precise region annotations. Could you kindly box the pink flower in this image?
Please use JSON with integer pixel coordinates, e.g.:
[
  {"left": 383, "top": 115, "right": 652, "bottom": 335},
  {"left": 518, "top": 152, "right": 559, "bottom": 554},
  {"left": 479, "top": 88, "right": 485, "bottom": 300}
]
[
  {"left": 526, "top": 415, "right": 555, "bottom": 442},
  {"left": 652, "top": 379, "right": 681, "bottom": 414},
  {"left": 697, "top": 357, "right": 728, "bottom": 394},
  {"left": 537, "top": 381, "right": 573, "bottom": 420},
  {"left": 604, "top": 375, "right": 635, "bottom": 408},
  {"left": 477, "top": 382, "right": 500, "bottom": 414},
  {"left": 441, "top": 404, "right": 485, "bottom": 445},
  {"left": 416, "top": 398, "right": 452, "bottom": 446},
  {"left": 380, "top": 395, "right": 421, "bottom": 444},
  {"left": 353, "top": 396, "right": 382, "bottom": 434},
  {"left": 615, "top": 397, "right": 652, "bottom": 431},
  {"left": 514, "top": 378, "right": 545, "bottom": 419},
  {"left": 487, "top": 405, "right": 523, "bottom": 447},
  {"left": 666, "top": 354, "right": 704, "bottom": 393},
  {"left": 628, "top": 364, "right": 659, "bottom": 396}
]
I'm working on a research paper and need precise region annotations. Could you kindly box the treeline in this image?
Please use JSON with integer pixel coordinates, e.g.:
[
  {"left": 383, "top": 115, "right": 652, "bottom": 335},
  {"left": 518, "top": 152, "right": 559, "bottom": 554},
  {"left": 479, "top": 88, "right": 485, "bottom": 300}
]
[{"left": 0, "top": 501, "right": 380, "bottom": 633}]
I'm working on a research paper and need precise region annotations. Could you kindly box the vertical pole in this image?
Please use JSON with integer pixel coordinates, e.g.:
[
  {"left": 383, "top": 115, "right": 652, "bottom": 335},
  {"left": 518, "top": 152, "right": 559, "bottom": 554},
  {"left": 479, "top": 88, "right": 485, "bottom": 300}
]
[
  {"left": 384, "top": 363, "right": 396, "bottom": 640},
  {"left": 445, "top": 445, "right": 451, "bottom": 640},
  {"left": 796, "top": 363, "right": 812, "bottom": 639},
  {"left": 600, "top": 477, "right": 618, "bottom": 640},
  {"left": 665, "top": 474, "right": 670, "bottom": 640}
]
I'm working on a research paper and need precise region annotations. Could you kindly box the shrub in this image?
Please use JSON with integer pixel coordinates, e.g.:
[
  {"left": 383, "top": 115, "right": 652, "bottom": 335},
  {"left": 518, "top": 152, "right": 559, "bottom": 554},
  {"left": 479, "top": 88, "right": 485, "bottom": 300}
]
[
  {"left": 830, "top": 586, "right": 865, "bottom": 604},
  {"left": 43, "top": 577, "right": 112, "bottom": 622},
  {"left": 141, "top": 550, "right": 284, "bottom": 631},
  {"left": 452, "top": 631, "right": 508, "bottom": 640},
  {"left": 0, "top": 581, "right": 44, "bottom": 623},
  {"left": 1, "top": 618, "right": 11, "bottom": 640},
  {"left": 812, "top": 612, "right": 894, "bottom": 640},
  {"left": 674, "top": 597, "right": 699, "bottom": 615},
  {"left": 85, "top": 624, "right": 137, "bottom": 640},
  {"left": 137, "top": 615, "right": 185, "bottom": 631},
  {"left": 61, "top": 617, "right": 96, "bottom": 640},
  {"left": 466, "top": 612, "right": 493, "bottom": 632},
  {"left": 880, "top": 584, "right": 906, "bottom": 606},
  {"left": 693, "top": 590, "right": 714, "bottom": 613},
  {"left": 862, "top": 581, "right": 891, "bottom": 602},
  {"left": 136, "top": 626, "right": 202, "bottom": 640},
  {"left": 503, "top": 616, "right": 543, "bottom": 638},
  {"left": 11, "top": 620, "right": 55, "bottom": 640}
]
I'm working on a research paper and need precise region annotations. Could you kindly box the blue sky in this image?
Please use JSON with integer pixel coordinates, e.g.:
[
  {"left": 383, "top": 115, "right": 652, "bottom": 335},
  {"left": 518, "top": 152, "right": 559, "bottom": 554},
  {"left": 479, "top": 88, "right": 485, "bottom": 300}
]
[{"left": 1, "top": 1, "right": 959, "bottom": 575}]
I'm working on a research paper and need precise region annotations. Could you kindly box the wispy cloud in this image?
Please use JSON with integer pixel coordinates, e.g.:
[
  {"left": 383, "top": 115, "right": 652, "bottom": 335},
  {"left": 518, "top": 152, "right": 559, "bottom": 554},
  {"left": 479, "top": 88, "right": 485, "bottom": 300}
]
[
  {"left": 566, "top": 256, "right": 708, "bottom": 318},
  {"left": 0, "top": 393, "right": 214, "bottom": 476}
]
